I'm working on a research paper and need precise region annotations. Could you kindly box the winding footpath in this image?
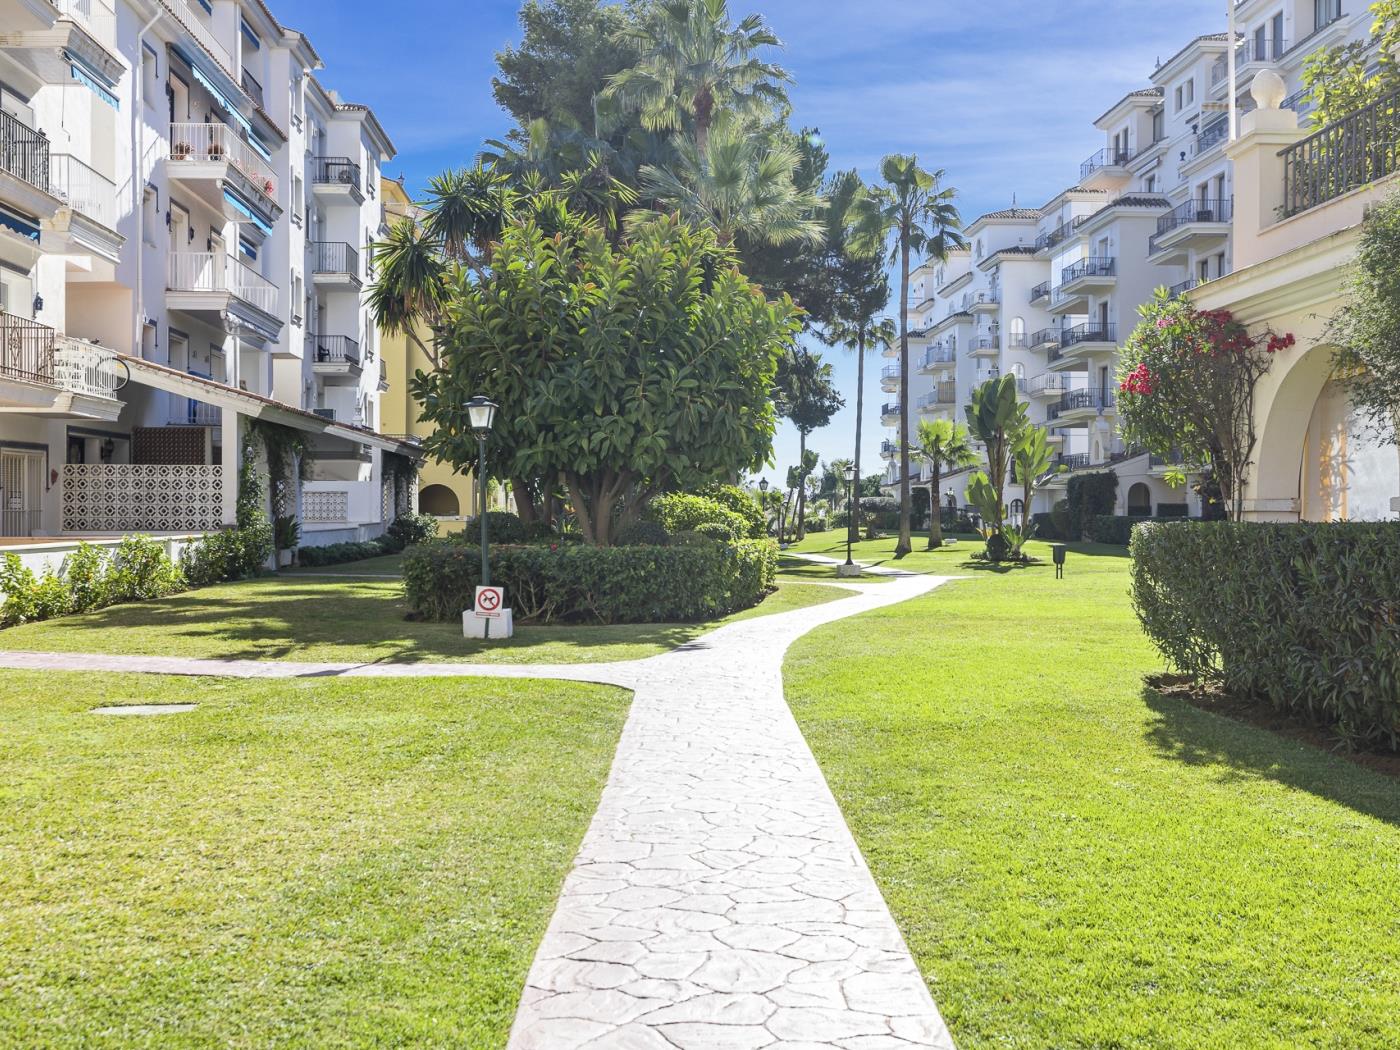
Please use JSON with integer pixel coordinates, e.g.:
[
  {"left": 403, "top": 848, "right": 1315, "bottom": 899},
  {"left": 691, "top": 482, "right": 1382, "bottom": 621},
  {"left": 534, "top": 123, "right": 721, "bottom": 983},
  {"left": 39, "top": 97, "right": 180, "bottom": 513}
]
[{"left": 0, "top": 563, "right": 960, "bottom": 1049}]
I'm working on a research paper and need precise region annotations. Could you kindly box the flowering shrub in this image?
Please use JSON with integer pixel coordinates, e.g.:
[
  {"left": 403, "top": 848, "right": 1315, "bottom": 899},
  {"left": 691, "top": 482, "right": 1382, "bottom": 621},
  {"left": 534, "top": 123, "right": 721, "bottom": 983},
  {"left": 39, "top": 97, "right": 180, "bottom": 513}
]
[{"left": 1118, "top": 290, "right": 1294, "bottom": 520}]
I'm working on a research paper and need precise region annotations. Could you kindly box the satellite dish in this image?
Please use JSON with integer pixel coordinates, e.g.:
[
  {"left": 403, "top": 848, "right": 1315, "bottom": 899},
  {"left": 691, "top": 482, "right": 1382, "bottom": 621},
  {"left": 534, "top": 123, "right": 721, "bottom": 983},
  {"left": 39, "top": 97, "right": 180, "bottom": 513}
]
[{"left": 94, "top": 353, "right": 131, "bottom": 392}]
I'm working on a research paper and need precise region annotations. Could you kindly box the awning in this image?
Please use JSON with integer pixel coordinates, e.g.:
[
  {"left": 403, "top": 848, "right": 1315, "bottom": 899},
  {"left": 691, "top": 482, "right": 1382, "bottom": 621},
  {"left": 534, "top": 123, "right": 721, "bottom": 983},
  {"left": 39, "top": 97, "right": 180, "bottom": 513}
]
[
  {"left": 0, "top": 209, "right": 40, "bottom": 243},
  {"left": 66, "top": 52, "right": 118, "bottom": 108},
  {"left": 223, "top": 190, "right": 274, "bottom": 234},
  {"left": 172, "top": 46, "right": 252, "bottom": 135}
]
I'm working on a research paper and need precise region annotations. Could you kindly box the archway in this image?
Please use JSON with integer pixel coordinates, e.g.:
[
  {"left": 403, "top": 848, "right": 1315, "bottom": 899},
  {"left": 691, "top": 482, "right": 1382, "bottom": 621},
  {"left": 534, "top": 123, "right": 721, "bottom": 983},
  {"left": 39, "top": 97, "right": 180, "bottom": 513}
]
[
  {"left": 1252, "top": 342, "right": 1335, "bottom": 519},
  {"left": 419, "top": 483, "right": 460, "bottom": 517},
  {"left": 1127, "top": 482, "right": 1151, "bottom": 516}
]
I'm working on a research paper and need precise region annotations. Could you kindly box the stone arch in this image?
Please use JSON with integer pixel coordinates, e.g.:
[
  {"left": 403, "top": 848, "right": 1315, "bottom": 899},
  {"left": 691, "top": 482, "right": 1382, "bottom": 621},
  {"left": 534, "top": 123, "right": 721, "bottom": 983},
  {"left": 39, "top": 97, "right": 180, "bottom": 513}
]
[
  {"left": 1252, "top": 342, "right": 1337, "bottom": 519},
  {"left": 1127, "top": 482, "right": 1152, "bottom": 516},
  {"left": 419, "top": 483, "right": 460, "bottom": 517}
]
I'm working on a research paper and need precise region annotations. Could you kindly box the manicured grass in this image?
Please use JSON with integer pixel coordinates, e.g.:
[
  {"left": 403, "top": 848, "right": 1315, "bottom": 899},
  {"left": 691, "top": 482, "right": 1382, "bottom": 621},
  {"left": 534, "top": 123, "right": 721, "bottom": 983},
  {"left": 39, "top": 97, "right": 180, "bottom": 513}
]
[
  {"left": 776, "top": 555, "right": 896, "bottom": 583},
  {"left": 0, "top": 669, "right": 629, "bottom": 1047},
  {"left": 283, "top": 552, "right": 405, "bottom": 575},
  {"left": 0, "top": 576, "right": 847, "bottom": 665},
  {"left": 785, "top": 530, "right": 1052, "bottom": 575},
  {"left": 785, "top": 539, "right": 1400, "bottom": 1049}
]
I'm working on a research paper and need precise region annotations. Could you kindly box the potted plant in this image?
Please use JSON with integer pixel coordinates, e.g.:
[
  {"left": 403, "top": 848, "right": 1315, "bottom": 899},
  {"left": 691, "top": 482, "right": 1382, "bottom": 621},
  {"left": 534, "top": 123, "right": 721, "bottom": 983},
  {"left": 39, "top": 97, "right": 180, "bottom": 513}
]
[
  {"left": 207, "top": 141, "right": 224, "bottom": 160},
  {"left": 263, "top": 178, "right": 274, "bottom": 196},
  {"left": 173, "top": 142, "right": 193, "bottom": 159},
  {"left": 273, "top": 514, "right": 300, "bottom": 567}
]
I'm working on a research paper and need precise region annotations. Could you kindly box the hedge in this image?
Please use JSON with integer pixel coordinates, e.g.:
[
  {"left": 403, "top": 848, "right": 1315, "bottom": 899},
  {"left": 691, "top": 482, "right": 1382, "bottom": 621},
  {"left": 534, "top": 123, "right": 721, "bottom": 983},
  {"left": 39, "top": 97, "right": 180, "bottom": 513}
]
[
  {"left": 646, "top": 493, "right": 748, "bottom": 541},
  {"left": 403, "top": 537, "right": 778, "bottom": 624},
  {"left": 1067, "top": 471, "right": 1117, "bottom": 540},
  {"left": 1131, "top": 521, "right": 1400, "bottom": 749},
  {"left": 1087, "top": 514, "right": 1199, "bottom": 546}
]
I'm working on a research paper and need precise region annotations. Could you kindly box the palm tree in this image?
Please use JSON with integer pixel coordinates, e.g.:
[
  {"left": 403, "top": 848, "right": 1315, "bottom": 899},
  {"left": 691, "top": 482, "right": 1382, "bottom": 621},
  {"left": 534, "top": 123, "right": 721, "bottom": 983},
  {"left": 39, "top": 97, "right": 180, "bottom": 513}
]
[
  {"left": 914, "top": 418, "right": 978, "bottom": 550},
  {"left": 822, "top": 314, "right": 893, "bottom": 538},
  {"left": 628, "top": 117, "right": 823, "bottom": 247},
  {"left": 848, "top": 156, "right": 965, "bottom": 556},
  {"left": 605, "top": 0, "right": 791, "bottom": 154},
  {"left": 1010, "top": 422, "right": 1055, "bottom": 556}
]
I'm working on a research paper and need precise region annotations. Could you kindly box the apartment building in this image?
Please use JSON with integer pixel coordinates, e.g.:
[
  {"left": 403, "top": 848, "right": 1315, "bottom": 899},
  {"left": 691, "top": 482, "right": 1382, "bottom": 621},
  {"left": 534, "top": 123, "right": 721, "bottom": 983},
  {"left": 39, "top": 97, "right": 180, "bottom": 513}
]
[
  {"left": 886, "top": 1, "right": 1381, "bottom": 521},
  {"left": 0, "top": 0, "right": 418, "bottom": 568}
]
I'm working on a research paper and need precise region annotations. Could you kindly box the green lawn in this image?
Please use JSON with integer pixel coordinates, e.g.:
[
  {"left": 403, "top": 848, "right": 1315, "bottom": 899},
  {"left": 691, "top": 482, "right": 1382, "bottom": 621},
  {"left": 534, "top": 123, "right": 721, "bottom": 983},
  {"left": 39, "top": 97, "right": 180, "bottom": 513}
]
[
  {"left": 785, "top": 529, "right": 994, "bottom": 574},
  {"left": 0, "top": 575, "right": 846, "bottom": 665},
  {"left": 0, "top": 669, "right": 629, "bottom": 1048},
  {"left": 786, "top": 539, "right": 1400, "bottom": 1049},
  {"left": 283, "top": 553, "right": 406, "bottom": 575}
]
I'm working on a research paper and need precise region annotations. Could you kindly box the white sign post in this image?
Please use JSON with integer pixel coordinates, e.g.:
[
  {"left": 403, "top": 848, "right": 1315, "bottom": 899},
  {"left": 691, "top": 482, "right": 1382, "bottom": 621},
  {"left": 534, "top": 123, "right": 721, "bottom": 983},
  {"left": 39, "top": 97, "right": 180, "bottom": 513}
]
[{"left": 464, "top": 584, "right": 513, "bottom": 639}]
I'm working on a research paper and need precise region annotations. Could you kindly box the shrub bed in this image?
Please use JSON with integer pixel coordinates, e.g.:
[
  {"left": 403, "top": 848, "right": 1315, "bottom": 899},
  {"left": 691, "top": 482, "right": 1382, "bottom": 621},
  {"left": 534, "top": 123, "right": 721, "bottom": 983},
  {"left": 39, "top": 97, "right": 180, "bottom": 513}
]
[
  {"left": 1087, "top": 514, "right": 1199, "bottom": 546},
  {"left": 646, "top": 493, "right": 747, "bottom": 541},
  {"left": 1, "top": 536, "right": 186, "bottom": 627},
  {"left": 1131, "top": 521, "right": 1400, "bottom": 749},
  {"left": 403, "top": 537, "right": 778, "bottom": 624}
]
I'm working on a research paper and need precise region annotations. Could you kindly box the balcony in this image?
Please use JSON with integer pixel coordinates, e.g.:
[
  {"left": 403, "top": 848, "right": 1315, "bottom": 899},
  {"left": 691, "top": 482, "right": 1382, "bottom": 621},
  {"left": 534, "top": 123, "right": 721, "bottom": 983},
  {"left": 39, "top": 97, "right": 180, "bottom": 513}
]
[
  {"left": 1047, "top": 388, "right": 1115, "bottom": 423},
  {"left": 1029, "top": 327, "right": 1061, "bottom": 353},
  {"left": 167, "top": 253, "right": 280, "bottom": 329},
  {"left": 1282, "top": 88, "right": 1400, "bottom": 218},
  {"left": 1034, "top": 216, "right": 1088, "bottom": 254},
  {"left": 309, "top": 335, "right": 363, "bottom": 383},
  {"left": 969, "top": 335, "right": 1000, "bottom": 358},
  {"left": 0, "top": 110, "right": 58, "bottom": 227},
  {"left": 167, "top": 123, "right": 280, "bottom": 221},
  {"left": 1080, "top": 147, "right": 1132, "bottom": 182},
  {"left": 920, "top": 345, "right": 956, "bottom": 371},
  {"left": 1051, "top": 257, "right": 1116, "bottom": 314},
  {"left": 917, "top": 382, "right": 958, "bottom": 413},
  {"left": 1026, "top": 373, "right": 1075, "bottom": 398},
  {"left": 880, "top": 364, "right": 901, "bottom": 391},
  {"left": 880, "top": 439, "right": 899, "bottom": 460},
  {"left": 1029, "top": 281, "right": 1051, "bottom": 304},
  {"left": 1047, "top": 324, "right": 1117, "bottom": 370},
  {"left": 310, "top": 241, "right": 361, "bottom": 287},
  {"left": 169, "top": 396, "right": 222, "bottom": 427},
  {"left": 1239, "top": 35, "right": 1290, "bottom": 68},
  {"left": 0, "top": 312, "right": 56, "bottom": 386},
  {"left": 1148, "top": 198, "right": 1233, "bottom": 263},
  {"left": 165, "top": 0, "right": 234, "bottom": 72},
  {"left": 880, "top": 401, "right": 901, "bottom": 423},
  {"left": 1053, "top": 452, "right": 1092, "bottom": 472},
  {"left": 312, "top": 156, "right": 364, "bottom": 204},
  {"left": 0, "top": 314, "right": 123, "bottom": 418},
  {"left": 969, "top": 290, "right": 999, "bottom": 313},
  {"left": 1, "top": 0, "right": 120, "bottom": 85},
  {"left": 1170, "top": 278, "right": 1198, "bottom": 298}
]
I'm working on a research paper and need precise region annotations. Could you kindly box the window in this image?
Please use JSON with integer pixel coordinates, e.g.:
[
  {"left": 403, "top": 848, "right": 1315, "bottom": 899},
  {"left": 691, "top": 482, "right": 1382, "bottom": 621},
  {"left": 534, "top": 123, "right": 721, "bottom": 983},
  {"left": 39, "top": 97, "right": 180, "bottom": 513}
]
[
  {"left": 241, "top": 18, "right": 261, "bottom": 51},
  {"left": 1254, "top": 24, "right": 1267, "bottom": 60},
  {"left": 238, "top": 236, "right": 257, "bottom": 263},
  {"left": 1145, "top": 174, "right": 1157, "bottom": 193},
  {"left": 1174, "top": 85, "right": 1183, "bottom": 111},
  {"left": 143, "top": 186, "right": 158, "bottom": 246},
  {"left": 1184, "top": 78, "right": 1195, "bottom": 106},
  {"left": 142, "top": 43, "right": 161, "bottom": 107},
  {"left": 1315, "top": 0, "right": 1341, "bottom": 30},
  {"left": 1152, "top": 107, "right": 1164, "bottom": 142},
  {"left": 1198, "top": 258, "right": 1211, "bottom": 283},
  {"left": 291, "top": 173, "right": 303, "bottom": 224},
  {"left": 1272, "top": 12, "right": 1285, "bottom": 58}
]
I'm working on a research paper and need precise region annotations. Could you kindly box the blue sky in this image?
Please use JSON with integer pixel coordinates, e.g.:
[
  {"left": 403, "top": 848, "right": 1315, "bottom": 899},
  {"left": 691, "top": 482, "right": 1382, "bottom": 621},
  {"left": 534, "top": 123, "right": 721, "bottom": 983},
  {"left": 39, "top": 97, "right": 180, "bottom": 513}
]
[{"left": 276, "top": 0, "right": 1227, "bottom": 486}]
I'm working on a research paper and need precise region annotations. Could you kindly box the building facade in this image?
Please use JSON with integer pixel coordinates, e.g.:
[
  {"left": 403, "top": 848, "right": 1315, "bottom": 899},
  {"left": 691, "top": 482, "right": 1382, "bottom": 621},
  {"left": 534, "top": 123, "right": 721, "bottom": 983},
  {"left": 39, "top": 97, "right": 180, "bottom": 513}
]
[
  {"left": 0, "top": 0, "right": 418, "bottom": 569},
  {"left": 884, "top": 2, "right": 1395, "bottom": 523}
]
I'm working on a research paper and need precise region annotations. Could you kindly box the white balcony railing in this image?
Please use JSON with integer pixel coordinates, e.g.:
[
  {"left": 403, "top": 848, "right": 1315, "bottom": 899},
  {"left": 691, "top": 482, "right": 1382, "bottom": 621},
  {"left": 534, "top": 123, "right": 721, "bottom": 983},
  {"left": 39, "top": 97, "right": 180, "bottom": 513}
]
[
  {"left": 168, "top": 253, "right": 279, "bottom": 315},
  {"left": 168, "top": 122, "right": 277, "bottom": 201},
  {"left": 53, "top": 338, "right": 123, "bottom": 399},
  {"left": 50, "top": 154, "right": 118, "bottom": 230},
  {"left": 52, "top": 0, "right": 117, "bottom": 47},
  {"left": 161, "top": 0, "right": 233, "bottom": 72}
]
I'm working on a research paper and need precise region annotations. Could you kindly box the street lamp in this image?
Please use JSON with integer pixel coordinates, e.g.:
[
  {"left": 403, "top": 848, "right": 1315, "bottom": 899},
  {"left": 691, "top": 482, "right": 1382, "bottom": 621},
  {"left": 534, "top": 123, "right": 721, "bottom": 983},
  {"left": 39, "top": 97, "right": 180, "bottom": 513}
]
[
  {"left": 466, "top": 395, "right": 498, "bottom": 586},
  {"left": 758, "top": 478, "right": 769, "bottom": 535},
  {"left": 843, "top": 464, "right": 857, "bottom": 568}
]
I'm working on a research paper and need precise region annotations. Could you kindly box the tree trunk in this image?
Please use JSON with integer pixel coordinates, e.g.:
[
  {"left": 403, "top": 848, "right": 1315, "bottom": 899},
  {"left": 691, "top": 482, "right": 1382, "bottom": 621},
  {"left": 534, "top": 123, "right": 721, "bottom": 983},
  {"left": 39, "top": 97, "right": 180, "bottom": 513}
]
[
  {"left": 852, "top": 330, "right": 865, "bottom": 547},
  {"left": 927, "top": 462, "right": 942, "bottom": 549},
  {"left": 896, "top": 231, "right": 913, "bottom": 556},
  {"left": 511, "top": 478, "right": 539, "bottom": 525},
  {"left": 796, "top": 431, "right": 808, "bottom": 540},
  {"left": 695, "top": 85, "right": 713, "bottom": 154}
]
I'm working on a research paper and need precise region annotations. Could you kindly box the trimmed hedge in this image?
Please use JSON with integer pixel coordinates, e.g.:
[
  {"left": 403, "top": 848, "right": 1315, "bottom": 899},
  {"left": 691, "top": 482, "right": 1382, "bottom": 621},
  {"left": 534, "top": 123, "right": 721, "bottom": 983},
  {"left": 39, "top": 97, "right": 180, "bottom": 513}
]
[
  {"left": 403, "top": 537, "right": 778, "bottom": 624},
  {"left": 647, "top": 493, "right": 747, "bottom": 541},
  {"left": 298, "top": 540, "right": 389, "bottom": 567},
  {"left": 697, "top": 484, "right": 768, "bottom": 539},
  {"left": 1067, "top": 471, "right": 1117, "bottom": 540},
  {"left": 1087, "top": 514, "right": 1199, "bottom": 546},
  {"left": 1131, "top": 521, "right": 1400, "bottom": 749}
]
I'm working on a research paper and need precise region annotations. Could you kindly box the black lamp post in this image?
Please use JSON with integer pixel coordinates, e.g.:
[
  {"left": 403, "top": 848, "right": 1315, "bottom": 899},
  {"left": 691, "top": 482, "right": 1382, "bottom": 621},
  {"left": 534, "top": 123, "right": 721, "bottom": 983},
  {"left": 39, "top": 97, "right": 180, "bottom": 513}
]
[
  {"left": 758, "top": 478, "right": 769, "bottom": 535},
  {"left": 466, "top": 395, "right": 498, "bottom": 586},
  {"left": 843, "top": 464, "right": 857, "bottom": 567}
]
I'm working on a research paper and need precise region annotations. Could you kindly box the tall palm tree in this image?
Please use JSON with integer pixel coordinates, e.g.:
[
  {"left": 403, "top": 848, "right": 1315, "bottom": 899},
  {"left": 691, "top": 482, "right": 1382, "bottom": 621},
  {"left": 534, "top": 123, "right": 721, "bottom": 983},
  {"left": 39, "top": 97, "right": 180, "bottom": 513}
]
[
  {"left": 914, "top": 418, "right": 978, "bottom": 550},
  {"left": 628, "top": 117, "right": 823, "bottom": 247},
  {"left": 366, "top": 218, "right": 447, "bottom": 368},
  {"left": 848, "top": 155, "right": 965, "bottom": 556},
  {"left": 605, "top": 0, "right": 791, "bottom": 154},
  {"left": 822, "top": 314, "right": 893, "bottom": 538}
]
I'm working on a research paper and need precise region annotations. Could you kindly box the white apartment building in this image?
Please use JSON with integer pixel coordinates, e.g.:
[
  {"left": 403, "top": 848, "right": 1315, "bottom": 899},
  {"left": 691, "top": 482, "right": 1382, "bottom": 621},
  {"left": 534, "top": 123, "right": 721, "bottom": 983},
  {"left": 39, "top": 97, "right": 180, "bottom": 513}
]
[
  {"left": 0, "top": 0, "right": 418, "bottom": 568},
  {"left": 886, "top": 0, "right": 1379, "bottom": 521}
]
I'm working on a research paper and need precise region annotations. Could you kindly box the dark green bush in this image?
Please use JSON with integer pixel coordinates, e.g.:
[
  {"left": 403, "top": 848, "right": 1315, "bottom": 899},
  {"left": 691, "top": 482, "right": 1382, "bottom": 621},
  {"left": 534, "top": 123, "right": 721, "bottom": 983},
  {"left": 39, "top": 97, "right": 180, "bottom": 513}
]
[
  {"left": 519, "top": 519, "right": 558, "bottom": 543},
  {"left": 383, "top": 513, "right": 438, "bottom": 552},
  {"left": 697, "top": 483, "right": 768, "bottom": 539},
  {"left": 647, "top": 493, "right": 746, "bottom": 540},
  {"left": 615, "top": 520, "right": 671, "bottom": 547},
  {"left": 1066, "top": 471, "right": 1117, "bottom": 540},
  {"left": 181, "top": 524, "right": 273, "bottom": 585},
  {"left": 695, "top": 520, "right": 738, "bottom": 542},
  {"left": 1131, "top": 521, "right": 1400, "bottom": 749},
  {"left": 297, "top": 539, "right": 390, "bottom": 567},
  {"left": 1031, "top": 512, "right": 1065, "bottom": 542},
  {"left": 1087, "top": 514, "right": 1197, "bottom": 546},
  {"left": 463, "top": 511, "right": 527, "bottom": 544},
  {"left": 402, "top": 538, "right": 778, "bottom": 625}
]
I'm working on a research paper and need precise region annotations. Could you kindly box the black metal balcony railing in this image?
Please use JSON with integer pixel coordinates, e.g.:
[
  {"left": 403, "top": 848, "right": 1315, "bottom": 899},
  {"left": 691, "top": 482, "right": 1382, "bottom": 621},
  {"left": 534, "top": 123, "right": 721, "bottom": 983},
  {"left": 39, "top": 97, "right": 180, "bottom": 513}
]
[
  {"left": 1030, "top": 327, "right": 1061, "bottom": 349},
  {"left": 1061, "top": 322, "right": 1118, "bottom": 347},
  {"left": 1055, "top": 452, "right": 1092, "bottom": 472},
  {"left": 1170, "top": 278, "right": 1199, "bottom": 298},
  {"left": 881, "top": 439, "right": 900, "bottom": 456},
  {"left": 881, "top": 402, "right": 900, "bottom": 417},
  {"left": 1281, "top": 88, "right": 1400, "bottom": 218},
  {"left": 1150, "top": 198, "right": 1234, "bottom": 254},
  {"left": 1048, "top": 389, "right": 1115, "bottom": 420},
  {"left": 1080, "top": 147, "right": 1132, "bottom": 179},
  {"left": 0, "top": 311, "right": 56, "bottom": 385},
  {"left": 1034, "top": 216, "right": 1088, "bottom": 252},
  {"left": 922, "top": 346, "right": 956, "bottom": 368},
  {"left": 881, "top": 364, "right": 901, "bottom": 381},
  {"left": 309, "top": 334, "right": 361, "bottom": 364},
  {"left": 1030, "top": 280, "right": 1051, "bottom": 302},
  {"left": 241, "top": 69, "right": 265, "bottom": 109},
  {"left": 313, "top": 155, "right": 361, "bottom": 189},
  {"left": 311, "top": 240, "right": 359, "bottom": 276},
  {"left": 1195, "top": 116, "right": 1230, "bottom": 158},
  {"left": 0, "top": 109, "right": 51, "bottom": 193},
  {"left": 1060, "top": 257, "right": 1116, "bottom": 284}
]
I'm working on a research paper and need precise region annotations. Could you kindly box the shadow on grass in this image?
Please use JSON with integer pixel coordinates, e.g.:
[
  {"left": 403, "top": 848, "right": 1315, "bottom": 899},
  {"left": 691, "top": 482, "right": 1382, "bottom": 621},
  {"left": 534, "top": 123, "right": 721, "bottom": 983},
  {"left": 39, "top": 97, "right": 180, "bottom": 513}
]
[{"left": 1141, "top": 686, "right": 1400, "bottom": 827}]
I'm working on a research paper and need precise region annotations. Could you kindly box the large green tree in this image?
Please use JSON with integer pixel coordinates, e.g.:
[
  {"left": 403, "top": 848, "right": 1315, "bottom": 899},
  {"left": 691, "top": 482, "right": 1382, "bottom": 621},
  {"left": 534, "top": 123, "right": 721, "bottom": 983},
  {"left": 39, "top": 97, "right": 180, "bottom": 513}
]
[
  {"left": 605, "top": 0, "right": 791, "bottom": 154},
  {"left": 849, "top": 155, "right": 964, "bottom": 556},
  {"left": 914, "top": 418, "right": 978, "bottom": 550},
  {"left": 773, "top": 348, "right": 844, "bottom": 538},
  {"left": 963, "top": 374, "right": 1026, "bottom": 561},
  {"left": 411, "top": 211, "right": 799, "bottom": 546}
]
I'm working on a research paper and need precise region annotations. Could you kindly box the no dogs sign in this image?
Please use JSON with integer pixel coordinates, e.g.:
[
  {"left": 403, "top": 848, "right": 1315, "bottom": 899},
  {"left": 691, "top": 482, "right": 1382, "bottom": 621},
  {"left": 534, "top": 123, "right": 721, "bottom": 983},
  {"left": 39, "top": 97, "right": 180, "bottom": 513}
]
[{"left": 475, "top": 585, "right": 505, "bottom": 617}]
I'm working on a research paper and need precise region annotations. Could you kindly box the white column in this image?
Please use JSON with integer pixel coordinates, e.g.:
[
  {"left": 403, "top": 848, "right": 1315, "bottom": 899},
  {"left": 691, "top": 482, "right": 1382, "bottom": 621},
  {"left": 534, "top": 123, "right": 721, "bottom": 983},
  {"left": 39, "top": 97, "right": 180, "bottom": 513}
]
[{"left": 220, "top": 407, "right": 240, "bottom": 526}]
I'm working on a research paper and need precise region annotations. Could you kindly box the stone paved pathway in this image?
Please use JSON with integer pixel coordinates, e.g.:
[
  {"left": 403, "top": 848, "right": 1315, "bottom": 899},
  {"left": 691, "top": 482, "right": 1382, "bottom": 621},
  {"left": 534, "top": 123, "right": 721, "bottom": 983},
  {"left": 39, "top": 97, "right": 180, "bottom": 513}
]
[{"left": 0, "top": 566, "right": 959, "bottom": 1048}]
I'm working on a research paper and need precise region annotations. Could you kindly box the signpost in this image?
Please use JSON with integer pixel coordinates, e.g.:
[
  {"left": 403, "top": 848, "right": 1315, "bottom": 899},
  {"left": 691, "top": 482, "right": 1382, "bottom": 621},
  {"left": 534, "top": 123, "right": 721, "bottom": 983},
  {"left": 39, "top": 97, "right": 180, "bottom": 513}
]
[
  {"left": 464, "top": 584, "right": 513, "bottom": 639},
  {"left": 475, "top": 585, "right": 503, "bottom": 617}
]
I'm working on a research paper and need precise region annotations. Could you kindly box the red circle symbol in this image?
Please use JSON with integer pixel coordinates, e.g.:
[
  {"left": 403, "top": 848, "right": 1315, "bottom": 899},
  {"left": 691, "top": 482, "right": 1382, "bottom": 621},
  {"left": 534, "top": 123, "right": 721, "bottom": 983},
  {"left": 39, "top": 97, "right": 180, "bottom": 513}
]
[{"left": 478, "top": 588, "right": 501, "bottom": 612}]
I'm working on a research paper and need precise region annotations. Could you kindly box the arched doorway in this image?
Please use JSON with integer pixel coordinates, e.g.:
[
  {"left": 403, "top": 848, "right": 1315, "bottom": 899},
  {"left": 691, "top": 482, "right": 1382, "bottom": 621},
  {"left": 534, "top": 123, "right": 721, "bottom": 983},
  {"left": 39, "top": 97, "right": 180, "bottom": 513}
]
[
  {"left": 1127, "top": 482, "right": 1152, "bottom": 516},
  {"left": 419, "top": 483, "right": 460, "bottom": 517}
]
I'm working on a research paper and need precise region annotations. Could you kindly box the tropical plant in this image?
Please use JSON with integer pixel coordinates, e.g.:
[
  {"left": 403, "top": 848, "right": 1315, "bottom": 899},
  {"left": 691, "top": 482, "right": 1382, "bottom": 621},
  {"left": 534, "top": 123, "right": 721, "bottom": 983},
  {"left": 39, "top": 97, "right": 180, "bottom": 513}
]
[
  {"left": 1301, "top": 1, "right": 1400, "bottom": 125},
  {"left": 1008, "top": 421, "right": 1055, "bottom": 556},
  {"left": 411, "top": 210, "right": 799, "bottom": 546},
  {"left": 848, "top": 155, "right": 965, "bottom": 555},
  {"left": 605, "top": 0, "right": 791, "bottom": 154},
  {"left": 1117, "top": 289, "right": 1293, "bottom": 522},
  {"left": 913, "top": 418, "right": 978, "bottom": 550},
  {"left": 962, "top": 374, "right": 1025, "bottom": 561},
  {"left": 773, "top": 348, "right": 844, "bottom": 538},
  {"left": 628, "top": 115, "right": 824, "bottom": 248}
]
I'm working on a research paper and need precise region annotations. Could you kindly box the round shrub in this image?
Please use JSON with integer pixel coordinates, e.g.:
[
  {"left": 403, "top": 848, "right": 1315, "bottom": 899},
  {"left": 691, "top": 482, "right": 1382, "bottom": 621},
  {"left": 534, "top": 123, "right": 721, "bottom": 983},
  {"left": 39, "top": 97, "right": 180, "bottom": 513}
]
[
  {"left": 464, "top": 511, "right": 527, "bottom": 544},
  {"left": 615, "top": 520, "right": 671, "bottom": 547},
  {"left": 647, "top": 493, "right": 748, "bottom": 540},
  {"left": 695, "top": 520, "right": 739, "bottom": 542},
  {"left": 697, "top": 483, "right": 767, "bottom": 539},
  {"left": 383, "top": 513, "right": 438, "bottom": 552},
  {"left": 519, "top": 519, "right": 558, "bottom": 543},
  {"left": 670, "top": 530, "right": 718, "bottom": 548}
]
